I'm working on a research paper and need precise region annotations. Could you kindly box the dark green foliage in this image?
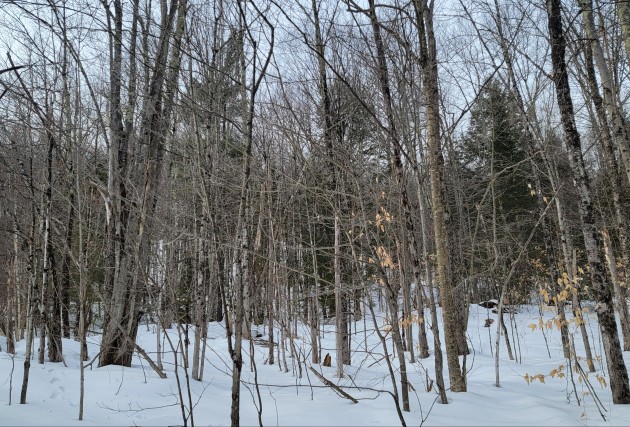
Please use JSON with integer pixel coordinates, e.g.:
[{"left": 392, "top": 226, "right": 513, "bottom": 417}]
[
  {"left": 457, "top": 81, "right": 539, "bottom": 297},
  {"left": 461, "top": 81, "right": 535, "bottom": 225}
]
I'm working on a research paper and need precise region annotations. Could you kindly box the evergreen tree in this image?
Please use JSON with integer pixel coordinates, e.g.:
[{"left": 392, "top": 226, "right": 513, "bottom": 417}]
[
  {"left": 459, "top": 81, "right": 537, "bottom": 301},
  {"left": 461, "top": 81, "right": 534, "bottom": 226}
]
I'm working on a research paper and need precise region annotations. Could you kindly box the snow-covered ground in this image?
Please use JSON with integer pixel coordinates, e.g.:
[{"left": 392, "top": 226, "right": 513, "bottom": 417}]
[{"left": 2, "top": 303, "right": 630, "bottom": 426}]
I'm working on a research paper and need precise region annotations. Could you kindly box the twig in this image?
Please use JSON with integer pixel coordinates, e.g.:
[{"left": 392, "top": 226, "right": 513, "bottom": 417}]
[
  {"left": 115, "top": 367, "right": 124, "bottom": 396},
  {"left": 574, "top": 358, "right": 607, "bottom": 421}
]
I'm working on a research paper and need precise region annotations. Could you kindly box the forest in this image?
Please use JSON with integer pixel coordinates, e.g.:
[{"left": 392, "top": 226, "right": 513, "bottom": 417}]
[{"left": 2, "top": 0, "right": 630, "bottom": 425}]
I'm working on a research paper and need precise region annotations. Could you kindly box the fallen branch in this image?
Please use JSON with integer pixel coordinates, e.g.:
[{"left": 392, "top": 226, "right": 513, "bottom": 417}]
[
  {"left": 132, "top": 341, "right": 167, "bottom": 379},
  {"left": 308, "top": 367, "right": 358, "bottom": 404}
]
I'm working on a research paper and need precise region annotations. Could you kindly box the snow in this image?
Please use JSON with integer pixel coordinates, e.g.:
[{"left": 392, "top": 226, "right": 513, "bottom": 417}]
[{"left": 2, "top": 303, "right": 630, "bottom": 426}]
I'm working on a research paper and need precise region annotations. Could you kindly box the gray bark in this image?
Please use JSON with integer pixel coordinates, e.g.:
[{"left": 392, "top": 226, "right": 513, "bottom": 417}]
[
  {"left": 413, "top": 0, "right": 466, "bottom": 393},
  {"left": 546, "top": 0, "right": 630, "bottom": 404}
]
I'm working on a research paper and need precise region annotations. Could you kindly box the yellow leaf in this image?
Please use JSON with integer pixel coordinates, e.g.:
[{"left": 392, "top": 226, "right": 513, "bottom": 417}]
[
  {"left": 541, "top": 289, "right": 550, "bottom": 303},
  {"left": 528, "top": 323, "right": 537, "bottom": 331},
  {"left": 532, "top": 374, "right": 545, "bottom": 383}
]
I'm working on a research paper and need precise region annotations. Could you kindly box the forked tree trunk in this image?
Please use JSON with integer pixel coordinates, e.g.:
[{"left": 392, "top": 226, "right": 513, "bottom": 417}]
[{"left": 100, "top": 0, "right": 185, "bottom": 368}]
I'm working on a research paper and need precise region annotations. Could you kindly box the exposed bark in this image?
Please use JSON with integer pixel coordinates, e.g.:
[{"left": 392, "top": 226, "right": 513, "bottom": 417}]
[
  {"left": 575, "top": 5, "right": 630, "bottom": 351},
  {"left": 230, "top": 3, "right": 274, "bottom": 424},
  {"left": 20, "top": 190, "right": 38, "bottom": 404},
  {"left": 546, "top": 0, "right": 630, "bottom": 404},
  {"left": 608, "top": 0, "right": 630, "bottom": 185},
  {"left": 100, "top": 0, "right": 186, "bottom": 367},
  {"left": 616, "top": 0, "right": 630, "bottom": 66},
  {"left": 602, "top": 229, "right": 630, "bottom": 351},
  {"left": 311, "top": 0, "right": 348, "bottom": 377},
  {"left": 413, "top": 0, "right": 466, "bottom": 393},
  {"left": 365, "top": 0, "right": 419, "bottom": 409}
]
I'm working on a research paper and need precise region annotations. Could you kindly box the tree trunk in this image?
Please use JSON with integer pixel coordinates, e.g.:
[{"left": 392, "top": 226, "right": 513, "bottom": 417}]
[
  {"left": 415, "top": 177, "right": 431, "bottom": 361},
  {"left": 546, "top": 0, "right": 630, "bottom": 404},
  {"left": 230, "top": 3, "right": 274, "bottom": 424},
  {"left": 100, "top": 0, "right": 185, "bottom": 367},
  {"left": 491, "top": 0, "right": 570, "bottom": 358},
  {"left": 311, "top": 0, "right": 348, "bottom": 376},
  {"left": 413, "top": 0, "right": 466, "bottom": 393},
  {"left": 192, "top": 224, "right": 206, "bottom": 381},
  {"left": 616, "top": 0, "right": 630, "bottom": 70},
  {"left": 576, "top": 7, "right": 630, "bottom": 351},
  {"left": 334, "top": 213, "right": 347, "bottom": 378},
  {"left": 602, "top": 229, "right": 630, "bottom": 351},
  {"left": 20, "top": 198, "right": 38, "bottom": 404}
]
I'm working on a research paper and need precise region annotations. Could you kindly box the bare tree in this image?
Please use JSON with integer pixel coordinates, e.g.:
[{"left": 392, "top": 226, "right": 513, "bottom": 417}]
[
  {"left": 413, "top": 0, "right": 466, "bottom": 394},
  {"left": 546, "top": 0, "right": 630, "bottom": 404}
]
